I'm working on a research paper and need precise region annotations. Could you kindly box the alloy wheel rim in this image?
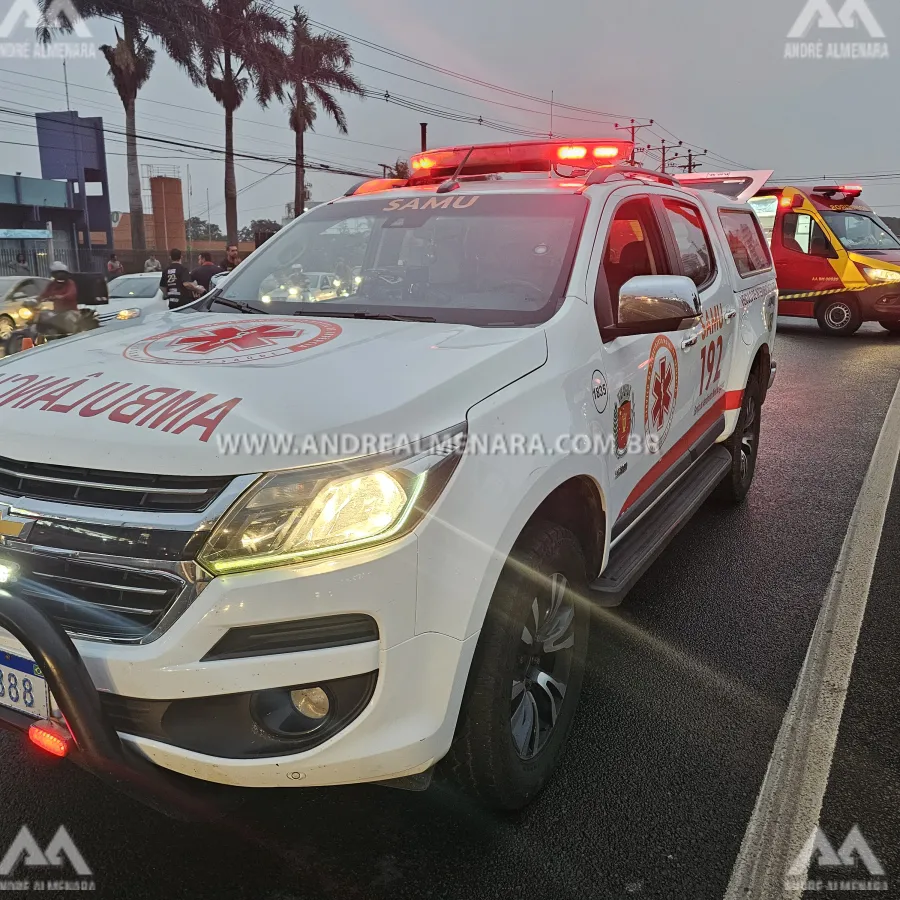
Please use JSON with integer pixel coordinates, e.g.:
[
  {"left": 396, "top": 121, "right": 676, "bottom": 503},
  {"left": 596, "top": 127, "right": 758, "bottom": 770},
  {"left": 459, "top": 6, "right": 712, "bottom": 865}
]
[
  {"left": 826, "top": 303, "right": 852, "bottom": 330},
  {"left": 739, "top": 395, "right": 758, "bottom": 482},
  {"left": 510, "top": 572, "right": 576, "bottom": 760}
]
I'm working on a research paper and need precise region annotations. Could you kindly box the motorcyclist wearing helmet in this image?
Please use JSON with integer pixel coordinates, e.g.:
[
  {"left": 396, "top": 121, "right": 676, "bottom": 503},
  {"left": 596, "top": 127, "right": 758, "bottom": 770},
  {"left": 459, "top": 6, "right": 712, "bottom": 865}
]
[{"left": 38, "top": 262, "right": 79, "bottom": 312}]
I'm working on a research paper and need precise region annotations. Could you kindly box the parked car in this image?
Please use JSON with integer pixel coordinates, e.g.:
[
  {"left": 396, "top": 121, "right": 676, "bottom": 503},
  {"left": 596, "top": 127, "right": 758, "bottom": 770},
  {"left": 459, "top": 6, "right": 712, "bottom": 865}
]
[{"left": 0, "top": 276, "right": 49, "bottom": 339}]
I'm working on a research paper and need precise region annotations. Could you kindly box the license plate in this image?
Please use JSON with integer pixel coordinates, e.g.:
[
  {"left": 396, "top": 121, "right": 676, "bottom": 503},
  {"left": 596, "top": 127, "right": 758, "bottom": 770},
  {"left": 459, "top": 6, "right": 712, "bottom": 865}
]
[{"left": 0, "top": 652, "right": 50, "bottom": 720}]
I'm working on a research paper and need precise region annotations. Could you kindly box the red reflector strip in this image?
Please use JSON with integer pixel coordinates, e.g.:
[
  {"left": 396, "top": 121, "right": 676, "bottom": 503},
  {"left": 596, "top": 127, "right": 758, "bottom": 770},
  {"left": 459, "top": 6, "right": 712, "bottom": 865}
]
[
  {"left": 28, "top": 720, "right": 73, "bottom": 758},
  {"left": 724, "top": 390, "right": 744, "bottom": 411}
]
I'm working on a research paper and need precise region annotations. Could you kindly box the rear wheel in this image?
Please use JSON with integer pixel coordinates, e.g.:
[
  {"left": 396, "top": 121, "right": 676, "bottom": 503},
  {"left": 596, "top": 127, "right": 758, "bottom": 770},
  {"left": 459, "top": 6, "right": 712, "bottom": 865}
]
[
  {"left": 717, "top": 376, "right": 761, "bottom": 504},
  {"left": 816, "top": 297, "right": 861, "bottom": 336},
  {"left": 879, "top": 320, "right": 900, "bottom": 335},
  {"left": 441, "top": 521, "right": 591, "bottom": 810}
]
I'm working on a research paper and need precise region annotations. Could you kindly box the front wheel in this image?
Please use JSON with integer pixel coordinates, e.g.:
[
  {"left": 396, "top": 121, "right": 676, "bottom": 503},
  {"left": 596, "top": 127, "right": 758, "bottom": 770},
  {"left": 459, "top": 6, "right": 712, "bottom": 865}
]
[
  {"left": 441, "top": 521, "right": 591, "bottom": 810},
  {"left": 816, "top": 297, "right": 861, "bottom": 336},
  {"left": 717, "top": 376, "right": 762, "bottom": 504}
]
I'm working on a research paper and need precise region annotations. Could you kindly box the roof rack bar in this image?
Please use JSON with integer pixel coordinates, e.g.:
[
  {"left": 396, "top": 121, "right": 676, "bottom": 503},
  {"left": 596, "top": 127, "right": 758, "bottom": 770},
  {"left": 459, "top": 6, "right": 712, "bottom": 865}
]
[{"left": 584, "top": 165, "right": 677, "bottom": 187}]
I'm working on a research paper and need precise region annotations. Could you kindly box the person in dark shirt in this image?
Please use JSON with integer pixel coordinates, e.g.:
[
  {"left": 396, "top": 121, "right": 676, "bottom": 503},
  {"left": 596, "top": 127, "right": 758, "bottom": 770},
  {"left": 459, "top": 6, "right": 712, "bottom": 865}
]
[
  {"left": 221, "top": 244, "right": 240, "bottom": 272},
  {"left": 189, "top": 252, "right": 223, "bottom": 293},
  {"left": 159, "top": 249, "right": 196, "bottom": 309}
]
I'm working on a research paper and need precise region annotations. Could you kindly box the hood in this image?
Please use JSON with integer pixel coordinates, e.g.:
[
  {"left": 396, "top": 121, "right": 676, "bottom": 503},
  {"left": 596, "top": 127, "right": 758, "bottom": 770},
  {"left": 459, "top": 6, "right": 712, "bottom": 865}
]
[
  {"left": 849, "top": 250, "right": 900, "bottom": 268},
  {"left": 0, "top": 312, "right": 547, "bottom": 476}
]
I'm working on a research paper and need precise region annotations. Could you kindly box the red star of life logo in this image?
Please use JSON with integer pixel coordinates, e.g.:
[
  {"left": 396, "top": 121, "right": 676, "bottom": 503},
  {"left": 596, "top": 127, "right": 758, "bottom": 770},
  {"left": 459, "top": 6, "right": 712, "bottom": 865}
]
[
  {"left": 171, "top": 323, "right": 308, "bottom": 354},
  {"left": 651, "top": 357, "right": 673, "bottom": 431}
]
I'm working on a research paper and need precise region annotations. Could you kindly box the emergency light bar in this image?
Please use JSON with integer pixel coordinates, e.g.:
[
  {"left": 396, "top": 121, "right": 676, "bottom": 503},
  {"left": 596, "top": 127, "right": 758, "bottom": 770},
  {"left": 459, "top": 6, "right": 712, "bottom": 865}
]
[
  {"left": 408, "top": 139, "right": 634, "bottom": 181},
  {"left": 814, "top": 185, "right": 863, "bottom": 198}
]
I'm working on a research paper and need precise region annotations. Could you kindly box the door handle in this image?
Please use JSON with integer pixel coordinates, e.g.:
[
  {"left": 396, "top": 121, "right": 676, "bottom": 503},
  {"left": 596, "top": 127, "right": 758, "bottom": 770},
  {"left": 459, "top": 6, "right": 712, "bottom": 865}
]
[
  {"left": 681, "top": 332, "right": 701, "bottom": 350},
  {"left": 724, "top": 308, "right": 737, "bottom": 321}
]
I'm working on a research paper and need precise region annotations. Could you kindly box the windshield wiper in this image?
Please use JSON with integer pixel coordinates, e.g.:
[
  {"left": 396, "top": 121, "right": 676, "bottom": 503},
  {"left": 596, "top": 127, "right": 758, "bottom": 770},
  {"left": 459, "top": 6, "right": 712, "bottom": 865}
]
[
  {"left": 293, "top": 310, "right": 437, "bottom": 323},
  {"left": 207, "top": 295, "right": 270, "bottom": 315}
]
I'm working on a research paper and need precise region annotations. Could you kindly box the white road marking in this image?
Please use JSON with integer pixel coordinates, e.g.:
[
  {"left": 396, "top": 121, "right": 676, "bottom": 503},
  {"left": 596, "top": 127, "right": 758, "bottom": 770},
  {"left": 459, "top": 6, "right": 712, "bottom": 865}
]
[{"left": 724, "top": 374, "right": 900, "bottom": 900}]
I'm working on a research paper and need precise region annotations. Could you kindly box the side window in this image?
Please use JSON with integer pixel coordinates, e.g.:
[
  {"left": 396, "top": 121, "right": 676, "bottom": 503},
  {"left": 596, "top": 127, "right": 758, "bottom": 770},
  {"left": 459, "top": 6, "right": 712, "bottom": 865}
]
[
  {"left": 781, "top": 213, "right": 832, "bottom": 256},
  {"left": 599, "top": 197, "right": 668, "bottom": 323},
  {"left": 662, "top": 200, "right": 714, "bottom": 288},
  {"left": 719, "top": 209, "right": 773, "bottom": 277}
]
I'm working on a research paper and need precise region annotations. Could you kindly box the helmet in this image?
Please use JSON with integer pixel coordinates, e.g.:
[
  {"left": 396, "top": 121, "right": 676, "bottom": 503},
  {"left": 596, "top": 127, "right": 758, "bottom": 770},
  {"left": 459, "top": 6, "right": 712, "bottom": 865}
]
[{"left": 49, "top": 261, "right": 69, "bottom": 274}]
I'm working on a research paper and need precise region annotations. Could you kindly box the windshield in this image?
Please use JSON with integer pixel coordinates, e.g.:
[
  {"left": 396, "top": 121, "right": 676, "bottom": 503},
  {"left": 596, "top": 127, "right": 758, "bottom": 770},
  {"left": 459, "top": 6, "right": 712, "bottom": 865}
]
[
  {"left": 821, "top": 211, "right": 900, "bottom": 251},
  {"left": 109, "top": 276, "right": 160, "bottom": 299},
  {"left": 216, "top": 193, "right": 588, "bottom": 326},
  {"left": 747, "top": 196, "right": 778, "bottom": 247}
]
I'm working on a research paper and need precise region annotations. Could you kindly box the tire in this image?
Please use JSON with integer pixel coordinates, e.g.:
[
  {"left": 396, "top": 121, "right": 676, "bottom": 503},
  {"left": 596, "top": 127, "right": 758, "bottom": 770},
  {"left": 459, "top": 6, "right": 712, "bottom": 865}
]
[
  {"left": 441, "top": 521, "right": 591, "bottom": 810},
  {"left": 0, "top": 316, "right": 13, "bottom": 340},
  {"left": 816, "top": 297, "right": 861, "bottom": 336},
  {"left": 879, "top": 320, "right": 900, "bottom": 335},
  {"left": 716, "top": 375, "right": 762, "bottom": 504}
]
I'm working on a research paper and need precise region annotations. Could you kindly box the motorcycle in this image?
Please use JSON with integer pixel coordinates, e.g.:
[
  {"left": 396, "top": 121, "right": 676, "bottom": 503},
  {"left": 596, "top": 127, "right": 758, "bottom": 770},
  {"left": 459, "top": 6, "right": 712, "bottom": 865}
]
[{"left": 0, "top": 298, "right": 99, "bottom": 357}]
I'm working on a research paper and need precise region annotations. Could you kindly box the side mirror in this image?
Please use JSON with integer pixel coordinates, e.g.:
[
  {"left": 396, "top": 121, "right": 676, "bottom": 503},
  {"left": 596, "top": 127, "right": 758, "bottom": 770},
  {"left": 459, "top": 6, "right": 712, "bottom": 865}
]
[{"left": 616, "top": 275, "right": 701, "bottom": 329}]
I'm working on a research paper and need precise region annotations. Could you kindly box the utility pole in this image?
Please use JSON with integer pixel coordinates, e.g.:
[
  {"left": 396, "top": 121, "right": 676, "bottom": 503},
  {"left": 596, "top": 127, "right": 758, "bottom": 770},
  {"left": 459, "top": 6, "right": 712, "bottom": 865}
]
[
  {"left": 644, "top": 139, "right": 682, "bottom": 174},
  {"left": 550, "top": 90, "right": 554, "bottom": 138},
  {"left": 380, "top": 164, "right": 389, "bottom": 177},
  {"left": 614, "top": 119, "right": 654, "bottom": 164},
  {"left": 669, "top": 149, "right": 708, "bottom": 173},
  {"left": 420, "top": 122, "right": 428, "bottom": 152}
]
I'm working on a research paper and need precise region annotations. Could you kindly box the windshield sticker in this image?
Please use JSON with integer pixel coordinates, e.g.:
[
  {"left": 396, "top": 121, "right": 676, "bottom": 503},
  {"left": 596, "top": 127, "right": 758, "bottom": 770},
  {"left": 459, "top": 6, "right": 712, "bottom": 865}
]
[
  {"left": 0, "top": 371, "right": 243, "bottom": 443},
  {"left": 123, "top": 318, "right": 342, "bottom": 367},
  {"left": 383, "top": 196, "right": 479, "bottom": 212}
]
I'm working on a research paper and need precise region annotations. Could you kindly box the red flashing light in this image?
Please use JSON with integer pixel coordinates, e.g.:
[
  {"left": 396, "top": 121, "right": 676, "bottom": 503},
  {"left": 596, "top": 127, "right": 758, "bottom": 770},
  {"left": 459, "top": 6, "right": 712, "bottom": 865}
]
[
  {"left": 408, "top": 139, "right": 633, "bottom": 181},
  {"left": 780, "top": 196, "right": 794, "bottom": 208},
  {"left": 841, "top": 184, "right": 862, "bottom": 192},
  {"left": 349, "top": 178, "right": 407, "bottom": 196},
  {"left": 28, "top": 720, "right": 73, "bottom": 758}
]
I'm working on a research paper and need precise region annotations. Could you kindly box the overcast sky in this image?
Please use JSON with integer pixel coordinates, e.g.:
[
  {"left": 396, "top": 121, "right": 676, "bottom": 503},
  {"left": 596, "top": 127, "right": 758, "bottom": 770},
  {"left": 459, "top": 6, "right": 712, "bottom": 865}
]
[{"left": 0, "top": 0, "right": 897, "bottom": 230}]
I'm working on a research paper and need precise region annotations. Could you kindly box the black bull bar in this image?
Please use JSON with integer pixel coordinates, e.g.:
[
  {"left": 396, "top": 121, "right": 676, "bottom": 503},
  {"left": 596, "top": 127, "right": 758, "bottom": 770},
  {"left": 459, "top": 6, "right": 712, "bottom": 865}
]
[{"left": 0, "top": 587, "right": 239, "bottom": 820}]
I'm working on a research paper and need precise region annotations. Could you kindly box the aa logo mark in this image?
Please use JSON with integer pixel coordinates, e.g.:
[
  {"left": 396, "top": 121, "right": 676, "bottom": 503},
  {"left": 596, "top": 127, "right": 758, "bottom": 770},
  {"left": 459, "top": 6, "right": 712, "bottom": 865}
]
[
  {"left": 788, "top": 0, "right": 885, "bottom": 39},
  {"left": 0, "top": 0, "right": 92, "bottom": 39},
  {"left": 787, "top": 824, "right": 886, "bottom": 878},
  {"left": 0, "top": 826, "right": 91, "bottom": 877}
]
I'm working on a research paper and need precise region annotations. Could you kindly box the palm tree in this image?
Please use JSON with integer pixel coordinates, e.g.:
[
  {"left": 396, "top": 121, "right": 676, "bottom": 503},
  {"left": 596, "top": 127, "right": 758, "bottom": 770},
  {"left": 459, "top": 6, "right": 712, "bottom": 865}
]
[
  {"left": 40, "top": 0, "right": 204, "bottom": 251},
  {"left": 199, "top": 0, "right": 286, "bottom": 244},
  {"left": 284, "top": 8, "right": 363, "bottom": 218},
  {"left": 386, "top": 158, "right": 410, "bottom": 180}
]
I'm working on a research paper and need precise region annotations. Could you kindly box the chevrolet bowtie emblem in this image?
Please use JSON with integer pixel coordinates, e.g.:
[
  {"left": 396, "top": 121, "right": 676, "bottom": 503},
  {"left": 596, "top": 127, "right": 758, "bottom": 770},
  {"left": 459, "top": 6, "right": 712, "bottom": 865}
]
[{"left": 0, "top": 506, "right": 32, "bottom": 541}]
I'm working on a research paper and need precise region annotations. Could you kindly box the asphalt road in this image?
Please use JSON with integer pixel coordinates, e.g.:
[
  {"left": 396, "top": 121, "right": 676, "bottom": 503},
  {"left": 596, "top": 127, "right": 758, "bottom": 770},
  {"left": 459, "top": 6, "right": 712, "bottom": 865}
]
[{"left": 2, "top": 318, "right": 900, "bottom": 899}]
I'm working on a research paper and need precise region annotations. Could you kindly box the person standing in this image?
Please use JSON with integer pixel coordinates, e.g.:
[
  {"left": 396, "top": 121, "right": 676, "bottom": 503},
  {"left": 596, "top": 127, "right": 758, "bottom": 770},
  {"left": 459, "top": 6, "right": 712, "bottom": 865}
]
[
  {"left": 159, "top": 249, "right": 196, "bottom": 309},
  {"left": 107, "top": 254, "right": 125, "bottom": 280},
  {"left": 6, "top": 252, "right": 29, "bottom": 275},
  {"left": 221, "top": 244, "right": 240, "bottom": 272},
  {"left": 189, "top": 252, "right": 223, "bottom": 294},
  {"left": 144, "top": 254, "right": 161, "bottom": 273}
]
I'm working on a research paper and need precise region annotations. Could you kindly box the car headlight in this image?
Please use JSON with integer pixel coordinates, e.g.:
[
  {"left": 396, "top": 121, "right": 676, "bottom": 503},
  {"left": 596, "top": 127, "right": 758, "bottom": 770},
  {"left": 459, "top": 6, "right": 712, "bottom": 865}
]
[
  {"left": 862, "top": 266, "right": 900, "bottom": 285},
  {"left": 199, "top": 426, "right": 466, "bottom": 575},
  {"left": 116, "top": 307, "right": 141, "bottom": 320},
  {"left": 17, "top": 307, "right": 34, "bottom": 320}
]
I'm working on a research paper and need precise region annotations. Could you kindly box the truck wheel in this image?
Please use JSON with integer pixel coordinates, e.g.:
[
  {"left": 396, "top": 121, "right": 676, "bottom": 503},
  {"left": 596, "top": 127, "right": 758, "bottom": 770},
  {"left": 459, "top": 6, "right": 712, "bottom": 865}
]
[
  {"left": 716, "top": 376, "right": 761, "bottom": 504},
  {"left": 442, "top": 521, "right": 591, "bottom": 810},
  {"left": 816, "top": 297, "right": 861, "bottom": 336},
  {"left": 879, "top": 320, "right": 900, "bottom": 335}
]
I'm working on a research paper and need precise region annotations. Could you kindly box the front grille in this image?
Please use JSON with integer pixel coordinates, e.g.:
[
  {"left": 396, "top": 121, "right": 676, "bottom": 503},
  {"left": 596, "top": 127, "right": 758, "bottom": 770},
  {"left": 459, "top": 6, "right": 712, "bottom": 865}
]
[
  {"left": 0, "top": 454, "right": 232, "bottom": 512},
  {"left": 0, "top": 547, "right": 184, "bottom": 640}
]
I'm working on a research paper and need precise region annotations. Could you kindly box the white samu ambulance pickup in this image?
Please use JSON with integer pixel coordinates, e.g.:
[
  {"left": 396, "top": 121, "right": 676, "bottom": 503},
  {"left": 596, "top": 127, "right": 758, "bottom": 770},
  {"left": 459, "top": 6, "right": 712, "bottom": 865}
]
[{"left": 0, "top": 139, "right": 777, "bottom": 813}]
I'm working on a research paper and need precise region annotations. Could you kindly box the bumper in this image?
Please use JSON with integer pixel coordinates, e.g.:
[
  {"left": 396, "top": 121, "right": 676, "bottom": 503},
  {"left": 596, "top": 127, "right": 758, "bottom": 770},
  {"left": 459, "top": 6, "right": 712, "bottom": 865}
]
[
  {"left": 0, "top": 537, "right": 478, "bottom": 807},
  {"left": 856, "top": 285, "right": 900, "bottom": 319}
]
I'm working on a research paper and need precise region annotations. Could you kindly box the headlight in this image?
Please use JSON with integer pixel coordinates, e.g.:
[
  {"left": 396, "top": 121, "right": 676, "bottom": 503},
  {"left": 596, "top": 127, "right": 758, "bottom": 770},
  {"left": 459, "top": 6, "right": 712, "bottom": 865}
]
[
  {"left": 288, "top": 287, "right": 299, "bottom": 297},
  {"left": 862, "top": 266, "right": 900, "bottom": 285},
  {"left": 333, "top": 279, "right": 341, "bottom": 287},
  {"left": 354, "top": 276, "right": 362, "bottom": 285},
  {"left": 116, "top": 307, "right": 141, "bottom": 320},
  {"left": 199, "top": 426, "right": 466, "bottom": 575},
  {"left": 17, "top": 307, "right": 33, "bottom": 320}
]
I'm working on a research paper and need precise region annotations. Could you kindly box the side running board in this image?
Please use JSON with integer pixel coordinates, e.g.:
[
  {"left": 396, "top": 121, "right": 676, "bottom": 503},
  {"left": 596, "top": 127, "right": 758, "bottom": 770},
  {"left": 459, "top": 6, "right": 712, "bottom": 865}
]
[{"left": 589, "top": 446, "right": 732, "bottom": 608}]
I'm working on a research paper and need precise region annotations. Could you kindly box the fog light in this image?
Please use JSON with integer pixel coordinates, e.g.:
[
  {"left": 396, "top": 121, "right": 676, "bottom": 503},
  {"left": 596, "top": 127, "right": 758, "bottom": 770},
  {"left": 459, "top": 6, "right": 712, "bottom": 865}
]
[{"left": 290, "top": 687, "right": 330, "bottom": 719}]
